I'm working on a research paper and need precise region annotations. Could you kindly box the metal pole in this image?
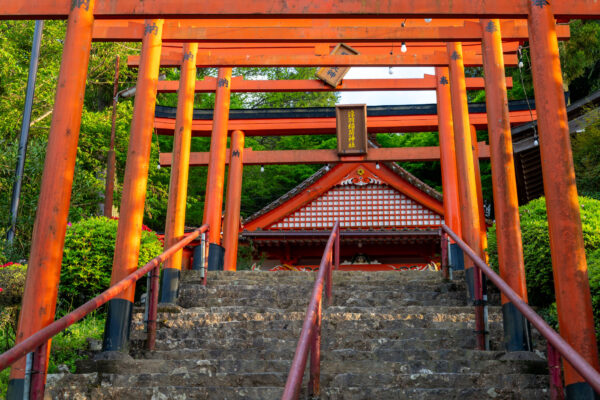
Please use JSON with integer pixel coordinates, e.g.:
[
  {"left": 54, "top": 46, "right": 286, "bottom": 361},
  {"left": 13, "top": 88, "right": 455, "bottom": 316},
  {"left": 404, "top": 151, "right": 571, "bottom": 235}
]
[
  {"left": 547, "top": 342, "right": 565, "bottom": 400},
  {"left": 7, "top": 4, "right": 95, "bottom": 397},
  {"left": 7, "top": 20, "right": 44, "bottom": 245},
  {"left": 103, "top": 55, "right": 120, "bottom": 218}
]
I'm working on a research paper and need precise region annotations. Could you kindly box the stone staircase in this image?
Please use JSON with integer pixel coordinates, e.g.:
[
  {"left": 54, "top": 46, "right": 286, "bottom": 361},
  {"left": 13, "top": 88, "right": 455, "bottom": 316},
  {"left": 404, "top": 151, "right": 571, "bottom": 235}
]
[{"left": 46, "top": 270, "right": 550, "bottom": 399}]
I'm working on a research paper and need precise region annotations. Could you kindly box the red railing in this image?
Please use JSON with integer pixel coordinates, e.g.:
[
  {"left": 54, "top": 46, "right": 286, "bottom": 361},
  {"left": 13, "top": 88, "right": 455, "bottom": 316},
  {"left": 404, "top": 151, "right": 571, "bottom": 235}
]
[
  {"left": 282, "top": 221, "right": 340, "bottom": 400},
  {"left": 0, "top": 224, "right": 209, "bottom": 400},
  {"left": 441, "top": 224, "right": 600, "bottom": 397}
]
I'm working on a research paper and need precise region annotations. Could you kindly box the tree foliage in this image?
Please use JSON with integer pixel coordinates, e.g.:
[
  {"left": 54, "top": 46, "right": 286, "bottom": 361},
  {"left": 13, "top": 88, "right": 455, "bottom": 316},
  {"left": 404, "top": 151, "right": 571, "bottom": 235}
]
[{"left": 487, "top": 197, "right": 600, "bottom": 308}]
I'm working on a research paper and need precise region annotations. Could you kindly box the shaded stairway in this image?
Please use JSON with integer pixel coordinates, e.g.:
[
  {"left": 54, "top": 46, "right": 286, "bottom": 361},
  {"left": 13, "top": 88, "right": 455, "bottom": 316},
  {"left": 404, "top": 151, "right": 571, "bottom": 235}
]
[{"left": 46, "top": 270, "right": 549, "bottom": 399}]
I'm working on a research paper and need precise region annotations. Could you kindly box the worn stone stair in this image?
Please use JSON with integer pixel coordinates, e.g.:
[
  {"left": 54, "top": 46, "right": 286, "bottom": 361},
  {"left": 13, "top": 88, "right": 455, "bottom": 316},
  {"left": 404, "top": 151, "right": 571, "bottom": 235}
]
[{"left": 46, "top": 270, "right": 550, "bottom": 399}]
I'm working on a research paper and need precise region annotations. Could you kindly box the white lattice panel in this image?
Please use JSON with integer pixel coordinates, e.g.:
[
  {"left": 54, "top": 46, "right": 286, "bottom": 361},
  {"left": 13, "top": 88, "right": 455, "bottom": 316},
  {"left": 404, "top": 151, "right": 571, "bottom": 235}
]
[{"left": 268, "top": 184, "right": 443, "bottom": 230}]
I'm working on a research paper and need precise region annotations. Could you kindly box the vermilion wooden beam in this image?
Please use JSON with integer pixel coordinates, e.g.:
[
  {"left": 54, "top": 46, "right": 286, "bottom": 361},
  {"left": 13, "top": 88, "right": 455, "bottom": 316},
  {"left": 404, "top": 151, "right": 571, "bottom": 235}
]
[
  {"left": 130, "top": 52, "right": 519, "bottom": 68},
  {"left": 154, "top": 110, "right": 538, "bottom": 136},
  {"left": 156, "top": 75, "right": 514, "bottom": 93},
  {"left": 128, "top": 42, "right": 520, "bottom": 67},
  {"left": 3, "top": 1, "right": 598, "bottom": 19},
  {"left": 158, "top": 144, "right": 491, "bottom": 167},
  {"left": 91, "top": 19, "right": 570, "bottom": 42}
]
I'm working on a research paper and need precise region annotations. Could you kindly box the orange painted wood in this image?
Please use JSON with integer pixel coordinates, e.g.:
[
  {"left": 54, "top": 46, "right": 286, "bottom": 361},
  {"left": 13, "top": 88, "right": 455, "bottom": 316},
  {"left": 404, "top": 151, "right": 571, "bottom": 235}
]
[
  {"left": 528, "top": 1, "right": 600, "bottom": 387},
  {"left": 91, "top": 19, "right": 569, "bottom": 42},
  {"left": 9, "top": 0, "right": 96, "bottom": 385},
  {"left": 159, "top": 144, "right": 491, "bottom": 166},
  {"left": 480, "top": 19, "right": 528, "bottom": 305},
  {"left": 156, "top": 75, "right": 514, "bottom": 93},
  {"left": 222, "top": 130, "right": 245, "bottom": 271},
  {"left": 3, "top": 0, "right": 599, "bottom": 19},
  {"left": 127, "top": 42, "right": 521, "bottom": 67},
  {"left": 109, "top": 19, "right": 164, "bottom": 301},
  {"left": 154, "top": 110, "right": 538, "bottom": 136},
  {"left": 203, "top": 68, "right": 233, "bottom": 245},
  {"left": 163, "top": 42, "right": 197, "bottom": 272},
  {"left": 435, "top": 66, "right": 462, "bottom": 238}
]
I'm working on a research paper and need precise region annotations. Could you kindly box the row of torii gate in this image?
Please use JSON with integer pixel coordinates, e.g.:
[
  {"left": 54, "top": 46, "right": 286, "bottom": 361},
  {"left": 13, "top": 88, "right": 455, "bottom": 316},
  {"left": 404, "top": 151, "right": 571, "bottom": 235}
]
[{"left": 4, "top": 2, "right": 600, "bottom": 399}]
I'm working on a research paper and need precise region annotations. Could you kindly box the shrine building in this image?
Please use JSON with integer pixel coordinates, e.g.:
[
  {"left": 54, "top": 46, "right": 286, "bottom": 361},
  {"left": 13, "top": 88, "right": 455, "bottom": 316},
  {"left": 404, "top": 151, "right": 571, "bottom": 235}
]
[{"left": 241, "top": 162, "right": 444, "bottom": 271}]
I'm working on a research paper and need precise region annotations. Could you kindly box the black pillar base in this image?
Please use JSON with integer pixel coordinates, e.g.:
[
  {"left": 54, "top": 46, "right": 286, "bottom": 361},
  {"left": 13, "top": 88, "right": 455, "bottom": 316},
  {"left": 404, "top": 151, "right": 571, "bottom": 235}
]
[
  {"left": 192, "top": 244, "right": 204, "bottom": 271},
  {"left": 502, "top": 302, "right": 533, "bottom": 352},
  {"left": 102, "top": 298, "right": 133, "bottom": 352},
  {"left": 566, "top": 382, "right": 600, "bottom": 399},
  {"left": 207, "top": 243, "right": 224, "bottom": 271},
  {"left": 6, "top": 378, "right": 25, "bottom": 400},
  {"left": 449, "top": 242, "right": 464, "bottom": 271},
  {"left": 159, "top": 268, "right": 180, "bottom": 304}
]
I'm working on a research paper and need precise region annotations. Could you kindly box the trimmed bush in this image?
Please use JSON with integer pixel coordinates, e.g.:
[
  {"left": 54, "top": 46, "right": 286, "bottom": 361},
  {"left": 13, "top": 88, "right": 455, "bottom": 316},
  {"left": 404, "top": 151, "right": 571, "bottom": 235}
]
[
  {"left": 59, "top": 217, "right": 163, "bottom": 312},
  {"left": 487, "top": 196, "right": 600, "bottom": 308},
  {"left": 0, "top": 263, "right": 27, "bottom": 307}
]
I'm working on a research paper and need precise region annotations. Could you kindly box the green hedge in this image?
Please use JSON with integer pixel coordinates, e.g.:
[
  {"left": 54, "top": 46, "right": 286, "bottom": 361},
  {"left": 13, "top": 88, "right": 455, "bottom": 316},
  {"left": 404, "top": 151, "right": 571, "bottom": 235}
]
[
  {"left": 59, "top": 217, "right": 163, "bottom": 312},
  {"left": 488, "top": 196, "right": 600, "bottom": 308}
]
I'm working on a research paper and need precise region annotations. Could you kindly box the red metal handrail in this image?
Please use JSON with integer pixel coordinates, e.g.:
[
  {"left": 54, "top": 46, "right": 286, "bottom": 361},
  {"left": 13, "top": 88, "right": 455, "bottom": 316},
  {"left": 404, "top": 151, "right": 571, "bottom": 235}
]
[
  {"left": 0, "top": 224, "right": 209, "bottom": 398},
  {"left": 282, "top": 221, "right": 340, "bottom": 400},
  {"left": 441, "top": 224, "right": 600, "bottom": 395}
]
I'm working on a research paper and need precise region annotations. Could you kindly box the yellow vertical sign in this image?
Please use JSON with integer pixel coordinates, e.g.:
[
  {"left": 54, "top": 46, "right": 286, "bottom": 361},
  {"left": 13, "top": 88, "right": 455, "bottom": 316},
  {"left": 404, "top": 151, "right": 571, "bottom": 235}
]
[{"left": 348, "top": 110, "right": 356, "bottom": 148}]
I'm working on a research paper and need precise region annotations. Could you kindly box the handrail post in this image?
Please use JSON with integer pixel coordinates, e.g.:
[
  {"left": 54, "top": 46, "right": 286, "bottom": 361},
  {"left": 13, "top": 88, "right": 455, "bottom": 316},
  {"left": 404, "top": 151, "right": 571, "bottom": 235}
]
[
  {"left": 441, "top": 230, "right": 450, "bottom": 280},
  {"left": 308, "top": 298, "right": 322, "bottom": 398},
  {"left": 334, "top": 228, "right": 340, "bottom": 271},
  {"left": 29, "top": 341, "right": 47, "bottom": 400},
  {"left": 202, "top": 232, "right": 208, "bottom": 286},
  {"left": 548, "top": 342, "right": 565, "bottom": 400},
  {"left": 146, "top": 264, "right": 161, "bottom": 351},
  {"left": 473, "top": 263, "right": 487, "bottom": 350}
]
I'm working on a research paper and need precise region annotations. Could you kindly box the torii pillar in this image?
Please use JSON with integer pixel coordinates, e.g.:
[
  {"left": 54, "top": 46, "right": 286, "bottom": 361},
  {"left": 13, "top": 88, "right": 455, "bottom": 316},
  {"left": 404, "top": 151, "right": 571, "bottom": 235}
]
[
  {"left": 480, "top": 19, "right": 531, "bottom": 352},
  {"left": 203, "top": 68, "right": 233, "bottom": 270},
  {"left": 435, "top": 67, "right": 464, "bottom": 270},
  {"left": 7, "top": 2, "right": 96, "bottom": 398},
  {"left": 102, "top": 19, "right": 164, "bottom": 353},
  {"left": 469, "top": 124, "right": 488, "bottom": 259},
  {"left": 222, "top": 130, "right": 245, "bottom": 271},
  {"left": 529, "top": 3, "right": 600, "bottom": 397},
  {"left": 160, "top": 43, "right": 198, "bottom": 303},
  {"left": 447, "top": 42, "right": 486, "bottom": 350}
]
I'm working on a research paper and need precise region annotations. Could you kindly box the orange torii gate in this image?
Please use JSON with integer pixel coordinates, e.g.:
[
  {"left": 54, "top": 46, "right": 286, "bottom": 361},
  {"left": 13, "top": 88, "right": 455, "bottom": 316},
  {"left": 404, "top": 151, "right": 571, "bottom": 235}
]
[{"left": 2, "top": 1, "right": 599, "bottom": 398}]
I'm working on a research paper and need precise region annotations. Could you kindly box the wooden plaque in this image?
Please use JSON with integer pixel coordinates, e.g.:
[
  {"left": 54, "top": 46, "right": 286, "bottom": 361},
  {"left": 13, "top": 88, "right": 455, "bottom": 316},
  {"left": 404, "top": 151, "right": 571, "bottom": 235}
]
[
  {"left": 336, "top": 104, "right": 368, "bottom": 155},
  {"left": 316, "top": 43, "right": 360, "bottom": 87}
]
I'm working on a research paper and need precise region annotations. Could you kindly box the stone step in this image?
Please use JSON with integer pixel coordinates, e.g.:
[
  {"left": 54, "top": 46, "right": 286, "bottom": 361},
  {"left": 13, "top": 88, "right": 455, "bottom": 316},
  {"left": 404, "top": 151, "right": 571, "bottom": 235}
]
[
  {"left": 185, "top": 270, "right": 449, "bottom": 284},
  {"left": 131, "top": 347, "right": 517, "bottom": 363},
  {"left": 62, "top": 370, "right": 548, "bottom": 390},
  {"left": 181, "top": 281, "right": 467, "bottom": 294},
  {"left": 133, "top": 305, "right": 504, "bottom": 322},
  {"left": 46, "top": 381, "right": 550, "bottom": 400},
  {"left": 75, "top": 357, "right": 547, "bottom": 376},
  {"left": 131, "top": 317, "right": 503, "bottom": 337},
  {"left": 131, "top": 330, "right": 508, "bottom": 352}
]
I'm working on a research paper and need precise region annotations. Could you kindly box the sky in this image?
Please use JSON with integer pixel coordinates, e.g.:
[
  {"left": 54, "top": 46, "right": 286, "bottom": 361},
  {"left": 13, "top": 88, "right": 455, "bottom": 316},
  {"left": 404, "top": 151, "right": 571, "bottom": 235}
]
[{"left": 339, "top": 67, "right": 437, "bottom": 106}]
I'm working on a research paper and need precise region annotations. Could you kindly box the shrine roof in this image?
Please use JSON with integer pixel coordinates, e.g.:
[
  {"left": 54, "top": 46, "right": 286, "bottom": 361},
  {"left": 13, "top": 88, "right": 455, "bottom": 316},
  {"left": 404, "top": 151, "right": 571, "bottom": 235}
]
[
  {"left": 155, "top": 99, "right": 535, "bottom": 121},
  {"left": 242, "top": 155, "right": 443, "bottom": 232}
]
